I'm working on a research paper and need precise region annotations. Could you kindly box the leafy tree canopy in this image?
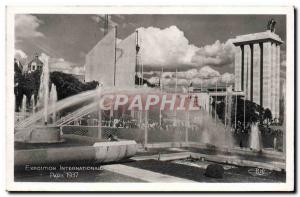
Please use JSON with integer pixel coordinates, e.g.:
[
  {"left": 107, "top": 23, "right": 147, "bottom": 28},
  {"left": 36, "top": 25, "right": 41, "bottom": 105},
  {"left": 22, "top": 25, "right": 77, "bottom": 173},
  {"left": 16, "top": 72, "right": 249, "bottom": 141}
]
[{"left": 14, "top": 69, "right": 98, "bottom": 111}]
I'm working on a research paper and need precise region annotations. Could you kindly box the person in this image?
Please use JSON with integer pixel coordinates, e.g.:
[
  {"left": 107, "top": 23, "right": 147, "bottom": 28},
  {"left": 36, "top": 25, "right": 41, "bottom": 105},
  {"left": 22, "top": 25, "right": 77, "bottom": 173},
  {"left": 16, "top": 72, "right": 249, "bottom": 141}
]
[{"left": 108, "top": 134, "right": 119, "bottom": 141}]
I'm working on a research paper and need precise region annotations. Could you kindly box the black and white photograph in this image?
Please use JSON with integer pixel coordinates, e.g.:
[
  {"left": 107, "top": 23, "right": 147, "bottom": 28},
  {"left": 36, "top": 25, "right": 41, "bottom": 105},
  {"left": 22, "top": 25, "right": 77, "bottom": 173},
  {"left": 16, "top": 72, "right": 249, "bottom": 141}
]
[{"left": 6, "top": 6, "right": 295, "bottom": 192}]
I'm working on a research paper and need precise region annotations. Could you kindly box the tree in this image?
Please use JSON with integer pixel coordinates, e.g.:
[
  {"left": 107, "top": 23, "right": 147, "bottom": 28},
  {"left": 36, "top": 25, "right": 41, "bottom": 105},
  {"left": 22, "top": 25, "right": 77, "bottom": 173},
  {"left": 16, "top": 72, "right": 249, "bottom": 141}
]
[
  {"left": 212, "top": 97, "right": 264, "bottom": 127},
  {"left": 14, "top": 61, "right": 24, "bottom": 111},
  {"left": 216, "top": 101, "right": 225, "bottom": 120},
  {"left": 135, "top": 75, "right": 155, "bottom": 87},
  {"left": 50, "top": 71, "right": 98, "bottom": 100},
  {"left": 14, "top": 68, "right": 99, "bottom": 112},
  {"left": 14, "top": 61, "right": 43, "bottom": 111},
  {"left": 23, "top": 69, "right": 42, "bottom": 103},
  {"left": 233, "top": 98, "right": 264, "bottom": 125},
  {"left": 264, "top": 108, "right": 272, "bottom": 124}
]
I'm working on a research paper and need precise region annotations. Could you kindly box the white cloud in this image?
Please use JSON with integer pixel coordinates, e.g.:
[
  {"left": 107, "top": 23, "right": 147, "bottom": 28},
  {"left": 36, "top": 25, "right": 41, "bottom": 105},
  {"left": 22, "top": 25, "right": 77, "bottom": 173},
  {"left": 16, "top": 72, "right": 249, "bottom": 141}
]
[
  {"left": 177, "top": 79, "right": 189, "bottom": 85},
  {"left": 15, "top": 14, "right": 44, "bottom": 38},
  {"left": 220, "top": 72, "right": 234, "bottom": 83},
  {"left": 40, "top": 52, "right": 50, "bottom": 62},
  {"left": 162, "top": 72, "right": 174, "bottom": 79},
  {"left": 72, "top": 66, "right": 85, "bottom": 75},
  {"left": 191, "top": 78, "right": 204, "bottom": 85},
  {"left": 148, "top": 76, "right": 160, "bottom": 84},
  {"left": 14, "top": 49, "right": 28, "bottom": 69},
  {"left": 191, "top": 39, "right": 235, "bottom": 68},
  {"left": 15, "top": 49, "right": 27, "bottom": 60},
  {"left": 50, "top": 58, "right": 84, "bottom": 75},
  {"left": 147, "top": 66, "right": 234, "bottom": 86},
  {"left": 38, "top": 53, "right": 84, "bottom": 75},
  {"left": 161, "top": 78, "right": 175, "bottom": 85},
  {"left": 137, "top": 26, "right": 235, "bottom": 71},
  {"left": 138, "top": 26, "right": 198, "bottom": 69},
  {"left": 197, "top": 66, "right": 220, "bottom": 78},
  {"left": 177, "top": 69, "right": 198, "bottom": 79}
]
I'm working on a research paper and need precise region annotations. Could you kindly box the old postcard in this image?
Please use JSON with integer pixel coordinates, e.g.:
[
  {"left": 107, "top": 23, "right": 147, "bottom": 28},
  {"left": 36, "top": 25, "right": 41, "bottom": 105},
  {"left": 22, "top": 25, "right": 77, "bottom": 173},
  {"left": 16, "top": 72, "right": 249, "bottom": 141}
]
[{"left": 6, "top": 6, "right": 294, "bottom": 191}]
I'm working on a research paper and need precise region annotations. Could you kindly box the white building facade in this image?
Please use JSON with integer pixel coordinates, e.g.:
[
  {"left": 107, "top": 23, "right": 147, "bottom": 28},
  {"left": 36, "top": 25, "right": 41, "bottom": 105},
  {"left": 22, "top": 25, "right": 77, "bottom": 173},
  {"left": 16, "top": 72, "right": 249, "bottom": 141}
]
[{"left": 233, "top": 30, "right": 283, "bottom": 119}]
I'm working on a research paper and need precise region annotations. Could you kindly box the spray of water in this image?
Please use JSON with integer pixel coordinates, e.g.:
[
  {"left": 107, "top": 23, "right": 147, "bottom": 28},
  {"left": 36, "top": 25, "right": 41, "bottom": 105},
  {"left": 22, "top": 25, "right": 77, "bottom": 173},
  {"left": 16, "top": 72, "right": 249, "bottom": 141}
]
[
  {"left": 16, "top": 87, "right": 160, "bottom": 128},
  {"left": 201, "top": 127, "right": 210, "bottom": 144},
  {"left": 49, "top": 83, "right": 58, "bottom": 123},
  {"left": 249, "top": 122, "right": 262, "bottom": 151},
  {"left": 37, "top": 55, "right": 50, "bottom": 124},
  {"left": 17, "top": 85, "right": 235, "bottom": 149},
  {"left": 189, "top": 109, "right": 233, "bottom": 148},
  {"left": 30, "top": 94, "right": 35, "bottom": 115},
  {"left": 21, "top": 95, "right": 27, "bottom": 120}
]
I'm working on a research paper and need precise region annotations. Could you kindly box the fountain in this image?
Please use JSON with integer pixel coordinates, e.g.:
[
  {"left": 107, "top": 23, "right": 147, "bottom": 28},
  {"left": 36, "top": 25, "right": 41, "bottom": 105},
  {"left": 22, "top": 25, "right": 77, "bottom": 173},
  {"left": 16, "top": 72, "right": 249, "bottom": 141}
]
[
  {"left": 15, "top": 54, "right": 63, "bottom": 143},
  {"left": 37, "top": 55, "right": 50, "bottom": 125},
  {"left": 190, "top": 109, "right": 233, "bottom": 148},
  {"left": 249, "top": 122, "right": 262, "bottom": 151},
  {"left": 49, "top": 83, "right": 58, "bottom": 123},
  {"left": 14, "top": 85, "right": 144, "bottom": 165},
  {"left": 30, "top": 94, "right": 35, "bottom": 115},
  {"left": 14, "top": 83, "right": 280, "bottom": 167},
  {"left": 201, "top": 127, "right": 210, "bottom": 144},
  {"left": 21, "top": 95, "right": 27, "bottom": 120}
]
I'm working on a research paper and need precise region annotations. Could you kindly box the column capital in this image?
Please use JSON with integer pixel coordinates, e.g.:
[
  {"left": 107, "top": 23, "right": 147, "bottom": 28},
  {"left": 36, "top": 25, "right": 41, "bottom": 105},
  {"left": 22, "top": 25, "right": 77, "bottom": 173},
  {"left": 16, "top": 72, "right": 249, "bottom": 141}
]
[{"left": 233, "top": 31, "right": 283, "bottom": 46}]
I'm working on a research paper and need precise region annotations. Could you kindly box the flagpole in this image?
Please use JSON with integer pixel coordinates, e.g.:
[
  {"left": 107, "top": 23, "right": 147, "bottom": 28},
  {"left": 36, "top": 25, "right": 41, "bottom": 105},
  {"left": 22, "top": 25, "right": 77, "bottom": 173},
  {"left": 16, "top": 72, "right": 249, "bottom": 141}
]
[
  {"left": 113, "top": 26, "right": 117, "bottom": 87},
  {"left": 174, "top": 69, "right": 178, "bottom": 126},
  {"left": 159, "top": 66, "right": 163, "bottom": 126},
  {"left": 141, "top": 63, "right": 144, "bottom": 86},
  {"left": 161, "top": 67, "right": 164, "bottom": 91},
  {"left": 135, "top": 30, "right": 140, "bottom": 86},
  {"left": 215, "top": 77, "right": 218, "bottom": 123},
  {"left": 104, "top": 15, "right": 108, "bottom": 36},
  {"left": 225, "top": 84, "right": 227, "bottom": 128},
  {"left": 175, "top": 69, "right": 178, "bottom": 94}
]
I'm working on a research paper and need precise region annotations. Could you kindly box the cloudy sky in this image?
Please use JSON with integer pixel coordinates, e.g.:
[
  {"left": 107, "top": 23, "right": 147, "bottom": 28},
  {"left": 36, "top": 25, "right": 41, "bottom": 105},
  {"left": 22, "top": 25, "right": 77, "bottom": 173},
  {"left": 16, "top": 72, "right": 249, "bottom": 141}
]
[{"left": 14, "top": 14, "right": 286, "bottom": 84}]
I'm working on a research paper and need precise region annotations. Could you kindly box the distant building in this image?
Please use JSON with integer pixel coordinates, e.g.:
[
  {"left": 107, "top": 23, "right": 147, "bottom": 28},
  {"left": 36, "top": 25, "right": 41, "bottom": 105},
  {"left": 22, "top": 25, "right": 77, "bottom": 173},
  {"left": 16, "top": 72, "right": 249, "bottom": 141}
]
[
  {"left": 85, "top": 29, "right": 116, "bottom": 86},
  {"left": 233, "top": 30, "right": 283, "bottom": 119},
  {"left": 85, "top": 28, "right": 137, "bottom": 88},
  {"left": 193, "top": 83, "right": 235, "bottom": 93},
  {"left": 26, "top": 54, "right": 43, "bottom": 73}
]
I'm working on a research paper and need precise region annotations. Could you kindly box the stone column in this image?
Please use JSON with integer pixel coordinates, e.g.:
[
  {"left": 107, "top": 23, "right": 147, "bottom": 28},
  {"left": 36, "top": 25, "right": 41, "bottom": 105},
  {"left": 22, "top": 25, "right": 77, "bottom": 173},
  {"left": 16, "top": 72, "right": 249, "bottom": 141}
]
[
  {"left": 243, "top": 45, "right": 251, "bottom": 99},
  {"left": 262, "top": 42, "right": 272, "bottom": 110},
  {"left": 271, "top": 43, "right": 277, "bottom": 118},
  {"left": 234, "top": 46, "right": 242, "bottom": 91},
  {"left": 252, "top": 43, "right": 261, "bottom": 105},
  {"left": 275, "top": 44, "right": 281, "bottom": 119}
]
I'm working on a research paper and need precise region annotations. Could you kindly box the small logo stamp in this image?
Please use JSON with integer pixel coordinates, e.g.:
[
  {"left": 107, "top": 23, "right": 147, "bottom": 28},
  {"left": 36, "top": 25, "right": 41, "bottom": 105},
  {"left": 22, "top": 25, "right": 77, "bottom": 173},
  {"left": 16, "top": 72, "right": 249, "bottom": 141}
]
[{"left": 248, "top": 168, "right": 271, "bottom": 177}]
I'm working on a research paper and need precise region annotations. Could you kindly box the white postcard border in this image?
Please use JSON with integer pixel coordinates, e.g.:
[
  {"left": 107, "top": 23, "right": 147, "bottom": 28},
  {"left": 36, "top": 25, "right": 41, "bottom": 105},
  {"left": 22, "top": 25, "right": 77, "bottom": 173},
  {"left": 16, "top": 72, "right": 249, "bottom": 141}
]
[{"left": 6, "top": 6, "right": 295, "bottom": 191}]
